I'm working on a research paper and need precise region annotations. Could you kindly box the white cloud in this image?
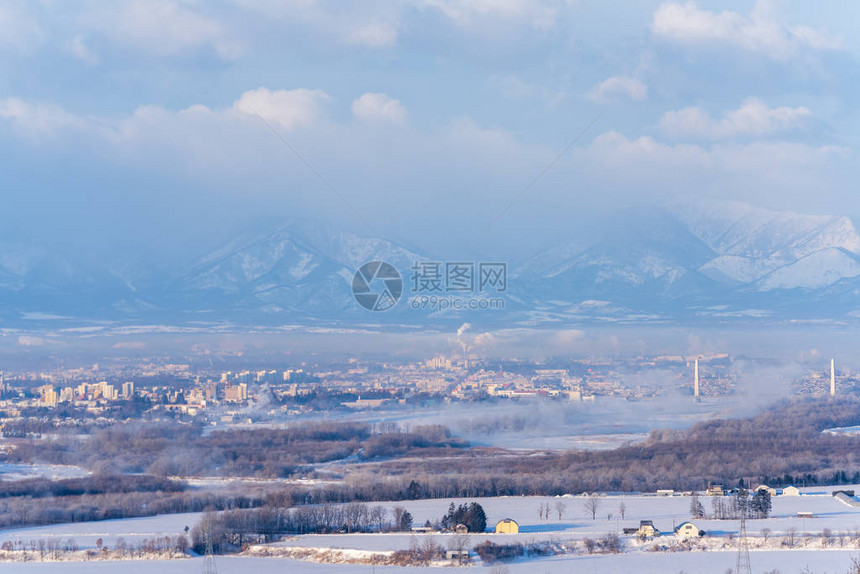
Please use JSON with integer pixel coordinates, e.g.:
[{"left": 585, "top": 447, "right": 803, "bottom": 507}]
[
  {"left": 232, "top": 87, "right": 330, "bottom": 130},
  {"left": 233, "top": 1, "right": 400, "bottom": 49},
  {"left": 576, "top": 129, "right": 851, "bottom": 211},
  {"left": 0, "top": 1, "right": 42, "bottom": 54},
  {"left": 588, "top": 75, "right": 647, "bottom": 103},
  {"left": 346, "top": 22, "right": 398, "bottom": 48},
  {"left": 68, "top": 34, "right": 98, "bottom": 65},
  {"left": 659, "top": 98, "right": 811, "bottom": 139},
  {"left": 492, "top": 75, "right": 567, "bottom": 107},
  {"left": 351, "top": 93, "right": 407, "bottom": 124},
  {"left": 0, "top": 98, "right": 87, "bottom": 138},
  {"left": 788, "top": 24, "right": 843, "bottom": 51},
  {"left": 18, "top": 335, "right": 46, "bottom": 347},
  {"left": 420, "top": 0, "right": 560, "bottom": 30},
  {"left": 651, "top": 1, "right": 842, "bottom": 60},
  {"left": 83, "top": 0, "right": 242, "bottom": 60},
  {"left": 0, "top": 88, "right": 851, "bottom": 224}
]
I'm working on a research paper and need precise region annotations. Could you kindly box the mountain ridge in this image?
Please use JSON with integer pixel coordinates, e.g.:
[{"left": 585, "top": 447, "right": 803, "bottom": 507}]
[{"left": 4, "top": 202, "right": 860, "bottom": 326}]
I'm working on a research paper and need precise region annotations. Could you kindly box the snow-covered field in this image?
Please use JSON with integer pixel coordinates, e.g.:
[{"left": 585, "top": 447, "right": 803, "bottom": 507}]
[
  {"left": 1, "top": 551, "right": 859, "bottom": 574},
  {"left": 3, "top": 488, "right": 860, "bottom": 573},
  {"left": 0, "top": 463, "right": 90, "bottom": 482},
  {"left": 0, "top": 513, "right": 201, "bottom": 549}
]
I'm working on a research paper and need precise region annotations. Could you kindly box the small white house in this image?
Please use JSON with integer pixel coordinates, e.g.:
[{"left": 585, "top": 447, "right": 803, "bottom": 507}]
[
  {"left": 783, "top": 486, "right": 801, "bottom": 496},
  {"left": 675, "top": 521, "right": 703, "bottom": 539}
]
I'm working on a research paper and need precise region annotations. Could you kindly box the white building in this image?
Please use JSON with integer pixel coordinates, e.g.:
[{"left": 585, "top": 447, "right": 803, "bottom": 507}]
[{"left": 675, "top": 521, "right": 703, "bottom": 539}]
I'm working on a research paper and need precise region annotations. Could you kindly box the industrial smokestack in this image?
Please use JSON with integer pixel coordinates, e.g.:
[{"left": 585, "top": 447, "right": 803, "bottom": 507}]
[
  {"left": 831, "top": 358, "right": 836, "bottom": 397},
  {"left": 694, "top": 359, "right": 699, "bottom": 399}
]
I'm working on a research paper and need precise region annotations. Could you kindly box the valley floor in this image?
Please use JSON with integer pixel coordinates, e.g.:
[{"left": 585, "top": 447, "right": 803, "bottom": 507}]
[{"left": 3, "top": 488, "right": 860, "bottom": 573}]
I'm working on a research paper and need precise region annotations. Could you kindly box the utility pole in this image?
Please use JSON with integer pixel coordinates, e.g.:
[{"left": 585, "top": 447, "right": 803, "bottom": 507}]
[
  {"left": 735, "top": 512, "right": 751, "bottom": 574},
  {"left": 203, "top": 532, "right": 217, "bottom": 574}
]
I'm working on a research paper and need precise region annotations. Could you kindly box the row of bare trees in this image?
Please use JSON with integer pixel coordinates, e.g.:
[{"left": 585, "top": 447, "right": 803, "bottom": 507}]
[
  {"left": 10, "top": 421, "right": 466, "bottom": 478},
  {"left": 191, "top": 502, "right": 417, "bottom": 553},
  {"left": 0, "top": 535, "right": 189, "bottom": 560}
]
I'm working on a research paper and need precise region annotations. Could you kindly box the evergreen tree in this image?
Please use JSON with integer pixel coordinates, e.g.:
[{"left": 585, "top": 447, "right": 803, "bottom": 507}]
[
  {"left": 440, "top": 502, "right": 487, "bottom": 532},
  {"left": 399, "top": 511, "right": 413, "bottom": 531},
  {"left": 689, "top": 495, "right": 705, "bottom": 519},
  {"left": 466, "top": 502, "right": 487, "bottom": 533},
  {"left": 407, "top": 480, "right": 423, "bottom": 500},
  {"left": 751, "top": 490, "right": 772, "bottom": 519}
]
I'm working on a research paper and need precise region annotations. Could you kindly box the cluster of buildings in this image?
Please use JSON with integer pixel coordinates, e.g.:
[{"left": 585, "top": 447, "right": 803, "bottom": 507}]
[
  {"left": 795, "top": 358, "right": 858, "bottom": 396},
  {"left": 0, "top": 351, "right": 741, "bottom": 426},
  {"left": 0, "top": 351, "right": 845, "bottom": 427},
  {"left": 36, "top": 381, "right": 135, "bottom": 406}
]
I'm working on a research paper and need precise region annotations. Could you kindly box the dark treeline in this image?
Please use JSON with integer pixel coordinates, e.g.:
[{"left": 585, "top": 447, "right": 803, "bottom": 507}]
[
  {"left": 440, "top": 502, "right": 487, "bottom": 533},
  {"left": 709, "top": 488, "right": 772, "bottom": 520},
  {"left": 0, "top": 486, "right": 268, "bottom": 530},
  {"left": 149, "top": 399, "right": 860, "bottom": 511},
  {"left": 5, "top": 398, "right": 860, "bottom": 535},
  {"left": 190, "top": 502, "right": 410, "bottom": 553},
  {"left": 0, "top": 474, "right": 181, "bottom": 499},
  {"left": 8, "top": 421, "right": 466, "bottom": 478},
  {"left": 341, "top": 399, "right": 860, "bottom": 495}
]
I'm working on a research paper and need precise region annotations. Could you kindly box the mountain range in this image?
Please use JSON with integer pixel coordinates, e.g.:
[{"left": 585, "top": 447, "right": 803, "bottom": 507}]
[{"left": 4, "top": 202, "right": 860, "bottom": 328}]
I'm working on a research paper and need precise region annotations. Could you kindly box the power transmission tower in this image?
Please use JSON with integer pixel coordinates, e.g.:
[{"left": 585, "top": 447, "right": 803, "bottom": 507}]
[
  {"left": 202, "top": 533, "right": 218, "bottom": 574},
  {"left": 735, "top": 512, "right": 751, "bottom": 574}
]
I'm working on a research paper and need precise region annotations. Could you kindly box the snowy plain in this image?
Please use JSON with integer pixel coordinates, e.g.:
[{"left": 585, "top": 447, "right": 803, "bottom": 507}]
[{"left": 3, "top": 488, "right": 860, "bottom": 572}]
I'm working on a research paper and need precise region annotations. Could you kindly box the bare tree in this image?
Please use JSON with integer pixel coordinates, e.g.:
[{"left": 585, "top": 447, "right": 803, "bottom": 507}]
[
  {"left": 618, "top": 501, "right": 626, "bottom": 520},
  {"left": 448, "top": 532, "right": 470, "bottom": 564},
  {"left": 584, "top": 495, "right": 601, "bottom": 520},
  {"left": 370, "top": 505, "right": 389, "bottom": 532},
  {"left": 393, "top": 506, "right": 405, "bottom": 531},
  {"left": 537, "top": 502, "right": 548, "bottom": 522},
  {"left": 784, "top": 527, "right": 797, "bottom": 548},
  {"left": 583, "top": 537, "right": 596, "bottom": 553},
  {"left": 419, "top": 535, "right": 441, "bottom": 564},
  {"left": 554, "top": 501, "right": 566, "bottom": 522},
  {"left": 541, "top": 502, "right": 551, "bottom": 521}
]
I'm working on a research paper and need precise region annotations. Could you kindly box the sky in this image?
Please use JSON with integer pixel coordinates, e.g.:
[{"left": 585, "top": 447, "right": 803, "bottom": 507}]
[{"left": 1, "top": 0, "right": 859, "bottom": 261}]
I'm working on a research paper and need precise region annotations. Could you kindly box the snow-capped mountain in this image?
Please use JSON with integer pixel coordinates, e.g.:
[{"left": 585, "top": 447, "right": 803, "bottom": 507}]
[
  {"left": 519, "top": 207, "right": 717, "bottom": 300},
  {"left": 162, "top": 220, "right": 428, "bottom": 319},
  {"left": 671, "top": 201, "right": 860, "bottom": 290},
  {"left": 515, "top": 202, "right": 860, "bottom": 322},
  {"left": 0, "top": 241, "right": 138, "bottom": 320},
  {"left": 7, "top": 202, "right": 860, "bottom": 327}
]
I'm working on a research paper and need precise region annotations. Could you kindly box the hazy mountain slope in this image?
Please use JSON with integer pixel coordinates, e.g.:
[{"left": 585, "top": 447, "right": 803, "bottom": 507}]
[
  {"left": 518, "top": 207, "right": 718, "bottom": 306},
  {"left": 7, "top": 203, "right": 860, "bottom": 326},
  {"left": 164, "top": 222, "right": 427, "bottom": 318},
  {"left": 672, "top": 202, "right": 860, "bottom": 289}
]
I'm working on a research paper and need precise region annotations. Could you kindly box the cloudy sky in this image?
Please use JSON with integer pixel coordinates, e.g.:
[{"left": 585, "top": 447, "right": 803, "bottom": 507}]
[{"left": 1, "top": 0, "right": 858, "bottom": 261}]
